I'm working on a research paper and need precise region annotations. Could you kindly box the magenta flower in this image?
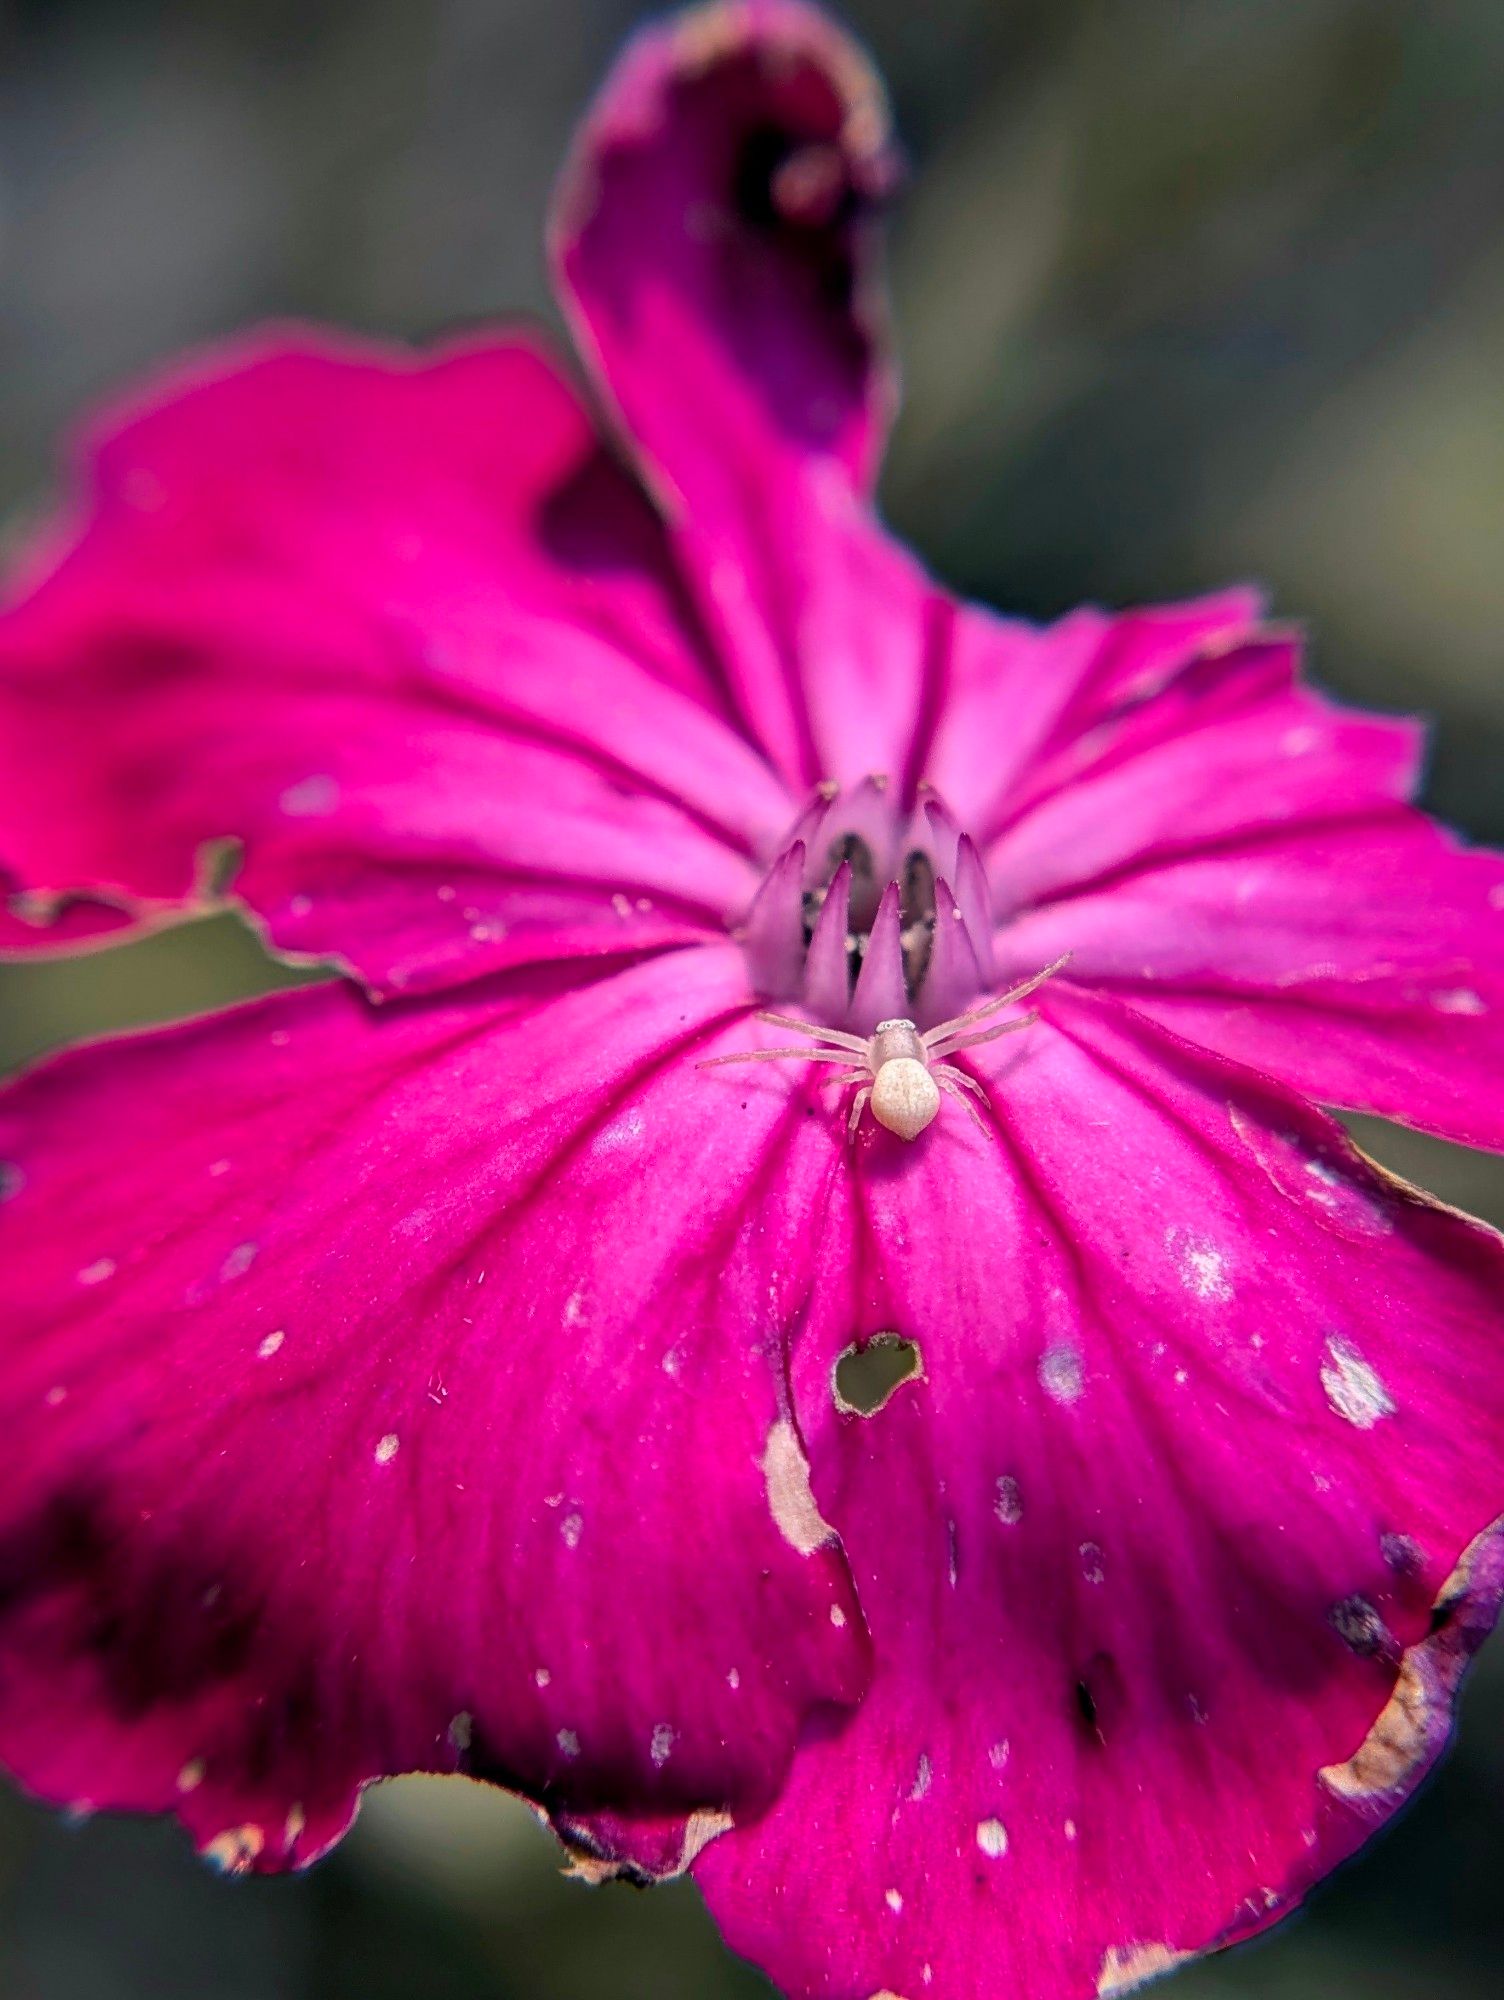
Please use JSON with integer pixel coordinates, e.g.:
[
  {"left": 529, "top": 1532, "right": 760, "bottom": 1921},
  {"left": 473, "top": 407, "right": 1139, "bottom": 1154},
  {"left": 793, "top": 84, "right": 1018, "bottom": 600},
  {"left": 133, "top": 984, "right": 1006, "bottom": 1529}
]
[{"left": 2, "top": 3, "right": 1503, "bottom": 1995}]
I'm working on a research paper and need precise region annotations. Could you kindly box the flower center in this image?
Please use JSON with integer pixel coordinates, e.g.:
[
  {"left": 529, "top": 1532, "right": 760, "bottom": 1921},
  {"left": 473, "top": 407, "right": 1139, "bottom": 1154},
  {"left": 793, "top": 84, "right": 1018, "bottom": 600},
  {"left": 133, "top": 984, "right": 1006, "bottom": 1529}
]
[{"left": 739, "top": 777, "right": 998, "bottom": 1032}]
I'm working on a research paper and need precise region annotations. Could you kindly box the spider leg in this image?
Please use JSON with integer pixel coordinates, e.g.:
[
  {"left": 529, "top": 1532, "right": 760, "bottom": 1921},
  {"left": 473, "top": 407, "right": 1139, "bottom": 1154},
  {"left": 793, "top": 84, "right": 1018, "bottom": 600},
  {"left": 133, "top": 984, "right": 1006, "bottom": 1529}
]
[
  {"left": 753, "top": 1010, "right": 868, "bottom": 1053},
  {"left": 928, "top": 1008, "right": 1040, "bottom": 1059},
  {"left": 847, "top": 1086, "right": 872, "bottom": 1137},
  {"left": 922, "top": 953, "right": 1071, "bottom": 1053},
  {"left": 697, "top": 1046, "right": 860, "bottom": 1070},
  {"left": 934, "top": 1061, "right": 989, "bottom": 1104},
  {"left": 934, "top": 1069, "right": 987, "bottom": 1132}
]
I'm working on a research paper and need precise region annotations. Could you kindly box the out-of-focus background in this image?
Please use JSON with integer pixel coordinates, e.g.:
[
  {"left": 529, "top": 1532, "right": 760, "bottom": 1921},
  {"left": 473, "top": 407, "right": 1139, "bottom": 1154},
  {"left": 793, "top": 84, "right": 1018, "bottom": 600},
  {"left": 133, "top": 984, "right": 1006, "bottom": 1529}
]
[{"left": 1, "top": 0, "right": 1501, "bottom": 1994}]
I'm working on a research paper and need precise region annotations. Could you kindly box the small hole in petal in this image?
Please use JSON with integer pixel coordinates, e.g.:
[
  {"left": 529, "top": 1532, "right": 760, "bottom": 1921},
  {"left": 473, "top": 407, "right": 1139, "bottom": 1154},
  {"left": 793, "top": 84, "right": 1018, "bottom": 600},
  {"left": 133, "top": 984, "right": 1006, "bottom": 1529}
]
[{"left": 833, "top": 1334, "right": 922, "bottom": 1417}]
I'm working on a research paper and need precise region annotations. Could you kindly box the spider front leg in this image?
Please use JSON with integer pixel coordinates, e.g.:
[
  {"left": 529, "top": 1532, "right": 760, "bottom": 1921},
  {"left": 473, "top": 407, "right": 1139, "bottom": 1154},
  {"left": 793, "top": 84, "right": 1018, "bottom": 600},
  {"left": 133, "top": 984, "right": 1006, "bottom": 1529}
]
[{"left": 847, "top": 1083, "right": 873, "bottom": 1136}]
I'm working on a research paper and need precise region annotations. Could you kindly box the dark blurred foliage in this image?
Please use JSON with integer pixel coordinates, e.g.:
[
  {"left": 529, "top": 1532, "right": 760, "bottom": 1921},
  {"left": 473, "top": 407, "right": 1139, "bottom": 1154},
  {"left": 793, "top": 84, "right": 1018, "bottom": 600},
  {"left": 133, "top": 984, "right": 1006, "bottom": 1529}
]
[{"left": 0, "top": 2, "right": 1501, "bottom": 1995}]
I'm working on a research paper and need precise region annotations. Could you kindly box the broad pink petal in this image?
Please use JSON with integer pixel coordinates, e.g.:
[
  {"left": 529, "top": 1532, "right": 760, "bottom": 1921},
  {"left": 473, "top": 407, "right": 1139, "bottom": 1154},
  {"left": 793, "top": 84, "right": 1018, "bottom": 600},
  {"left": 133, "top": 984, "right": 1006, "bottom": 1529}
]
[
  {"left": 552, "top": 0, "right": 950, "bottom": 791},
  {"left": 971, "top": 626, "right": 1504, "bottom": 1150},
  {"left": 0, "top": 951, "right": 865, "bottom": 1873},
  {"left": 698, "top": 989, "right": 1504, "bottom": 2000},
  {"left": 0, "top": 330, "right": 794, "bottom": 992},
  {"left": 1004, "top": 812, "right": 1504, "bottom": 1152},
  {"left": 921, "top": 589, "right": 1264, "bottom": 835}
]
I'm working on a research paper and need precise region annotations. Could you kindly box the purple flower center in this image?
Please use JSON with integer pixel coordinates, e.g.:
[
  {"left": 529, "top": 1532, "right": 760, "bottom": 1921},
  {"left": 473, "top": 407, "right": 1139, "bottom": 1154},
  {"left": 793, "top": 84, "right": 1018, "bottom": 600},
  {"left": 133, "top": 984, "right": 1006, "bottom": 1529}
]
[{"left": 740, "top": 776, "right": 999, "bottom": 1033}]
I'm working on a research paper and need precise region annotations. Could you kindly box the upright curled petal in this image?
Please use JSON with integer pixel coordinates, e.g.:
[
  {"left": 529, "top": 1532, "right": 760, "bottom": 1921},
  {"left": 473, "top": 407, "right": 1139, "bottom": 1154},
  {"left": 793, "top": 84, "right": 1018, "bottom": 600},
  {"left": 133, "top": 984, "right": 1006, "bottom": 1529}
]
[{"left": 553, "top": 0, "right": 952, "bottom": 793}]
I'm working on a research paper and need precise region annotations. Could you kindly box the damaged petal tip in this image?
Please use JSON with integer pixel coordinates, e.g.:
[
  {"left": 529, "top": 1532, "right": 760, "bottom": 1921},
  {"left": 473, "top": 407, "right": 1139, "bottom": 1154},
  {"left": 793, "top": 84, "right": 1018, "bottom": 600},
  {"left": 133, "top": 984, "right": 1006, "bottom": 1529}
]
[
  {"left": 1320, "top": 1514, "right": 1504, "bottom": 1807},
  {"left": 1097, "top": 1943, "right": 1192, "bottom": 1997}
]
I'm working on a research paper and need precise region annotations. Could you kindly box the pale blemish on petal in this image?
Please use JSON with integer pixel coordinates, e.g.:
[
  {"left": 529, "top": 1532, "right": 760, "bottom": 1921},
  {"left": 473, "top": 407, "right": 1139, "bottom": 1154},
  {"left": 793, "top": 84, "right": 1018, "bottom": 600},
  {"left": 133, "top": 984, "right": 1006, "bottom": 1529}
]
[
  {"left": 1039, "top": 1341, "right": 1083, "bottom": 1405},
  {"left": 285, "top": 1803, "right": 306, "bottom": 1846},
  {"left": 650, "top": 1722, "right": 676, "bottom": 1767},
  {"left": 885, "top": 1886, "right": 904, "bottom": 1913},
  {"left": 202, "top": 1825, "right": 266, "bottom": 1875},
  {"left": 994, "top": 1475, "right": 1023, "bottom": 1526},
  {"left": 534, "top": 1666, "right": 552, "bottom": 1688},
  {"left": 561, "top": 1511, "right": 584, "bottom": 1549},
  {"left": 677, "top": 1808, "right": 733, "bottom": 1872},
  {"left": 447, "top": 1711, "right": 473, "bottom": 1753},
  {"left": 562, "top": 1289, "right": 586, "bottom": 1327},
  {"left": 374, "top": 1433, "right": 400, "bottom": 1465},
  {"left": 219, "top": 1241, "right": 258, "bottom": 1282},
  {"left": 1167, "top": 1227, "right": 1232, "bottom": 1302},
  {"left": 1080, "top": 1541, "right": 1106, "bottom": 1585},
  {"left": 909, "top": 1752, "right": 932, "bottom": 1801},
  {"left": 1097, "top": 1942, "right": 1191, "bottom": 1996},
  {"left": 830, "top": 1604, "right": 847, "bottom": 1627},
  {"left": 43, "top": 1385, "right": 66, "bottom": 1407},
  {"left": 726, "top": 1667, "right": 741, "bottom": 1690},
  {"left": 176, "top": 1758, "right": 205, "bottom": 1793},
  {"left": 78, "top": 1257, "right": 117, "bottom": 1286},
  {"left": 256, "top": 1330, "right": 285, "bottom": 1360},
  {"left": 1431, "top": 987, "right": 1487, "bottom": 1016},
  {"left": 557, "top": 1729, "right": 580, "bottom": 1759},
  {"left": 988, "top": 1739, "right": 1010, "bottom": 1770},
  {"left": 975, "top": 1817, "right": 1009, "bottom": 1858},
  {"left": 278, "top": 774, "right": 339, "bottom": 817},
  {"left": 760, "top": 1418, "right": 835, "bottom": 1554},
  {"left": 0, "top": 1162, "right": 24, "bottom": 1202},
  {"left": 1321, "top": 1337, "right": 1395, "bottom": 1428}
]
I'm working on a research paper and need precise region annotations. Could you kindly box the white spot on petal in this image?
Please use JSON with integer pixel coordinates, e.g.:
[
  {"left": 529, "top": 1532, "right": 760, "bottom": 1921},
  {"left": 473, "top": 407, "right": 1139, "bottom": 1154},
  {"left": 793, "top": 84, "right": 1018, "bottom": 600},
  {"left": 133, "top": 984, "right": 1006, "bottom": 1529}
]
[
  {"left": 726, "top": 1668, "right": 740, "bottom": 1690},
  {"left": 256, "top": 1330, "right": 285, "bottom": 1360},
  {"left": 760, "top": 1418, "right": 834, "bottom": 1555},
  {"left": 560, "top": 1512, "right": 584, "bottom": 1549},
  {"left": 994, "top": 1475, "right": 1023, "bottom": 1526},
  {"left": 1431, "top": 987, "right": 1487, "bottom": 1016},
  {"left": 448, "top": 1712, "right": 473, "bottom": 1752},
  {"left": 1080, "top": 1541, "right": 1105, "bottom": 1585},
  {"left": 278, "top": 774, "right": 339, "bottom": 817},
  {"left": 830, "top": 1604, "right": 847, "bottom": 1627},
  {"left": 976, "top": 1817, "right": 1009, "bottom": 1858},
  {"left": 885, "top": 1887, "right": 904, "bottom": 1913},
  {"left": 535, "top": 1667, "right": 551, "bottom": 1688},
  {"left": 1039, "top": 1342, "right": 1083, "bottom": 1405},
  {"left": 650, "top": 1723, "right": 676, "bottom": 1767},
  {"left": 557, "top": 1729, "right": 580, "bottom": 1759},
  {"left": 177, "top": 1758, "right": 205, "bottom": 1793},
  {"left": 988, "top": 1740, "right": 1010, "bottom": 1770},
  {"left": 374, "top": 1433, "right": 400, "bottom": 1465},
  {"left": 78, "top": 1257, "right": 116, "bottom": 1286},
  {"left": 1321, "top": 1337, "right": 1394, "bottom": 1429},
  {"left": 220, "top": 1241, "right": 258, "bottom": 1282},
  {"left": 909, "top": 1753, "right": 932, "bottom": 1801}
]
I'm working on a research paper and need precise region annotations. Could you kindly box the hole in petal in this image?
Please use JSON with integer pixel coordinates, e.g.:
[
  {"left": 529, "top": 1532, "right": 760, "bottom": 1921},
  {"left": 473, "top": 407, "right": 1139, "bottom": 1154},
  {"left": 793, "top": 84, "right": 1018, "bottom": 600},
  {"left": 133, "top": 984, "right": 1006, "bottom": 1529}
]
[{"left": 833, "top": 1334, "right": 923, "bottom": 1417}]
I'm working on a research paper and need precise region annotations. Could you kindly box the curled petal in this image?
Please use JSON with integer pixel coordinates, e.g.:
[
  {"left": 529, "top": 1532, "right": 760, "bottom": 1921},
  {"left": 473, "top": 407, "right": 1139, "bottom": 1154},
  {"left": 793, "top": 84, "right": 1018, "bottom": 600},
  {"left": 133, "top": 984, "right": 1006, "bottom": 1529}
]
[
  {"left": 0, "top": 950, "right": 866, "bottom": 1872},
  {"left": 553, "top": 0, "right": 950, "bottom": 792}
]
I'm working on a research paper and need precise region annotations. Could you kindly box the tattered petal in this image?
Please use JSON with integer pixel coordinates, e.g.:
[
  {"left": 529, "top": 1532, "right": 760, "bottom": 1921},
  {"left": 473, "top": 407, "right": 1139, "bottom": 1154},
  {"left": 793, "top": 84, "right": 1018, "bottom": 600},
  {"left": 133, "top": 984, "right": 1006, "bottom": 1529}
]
[
  {"left": 698, "top": 989, "right": 1504, "bottom": 2000},
  {"left": 0, "top": 331, "right": 793, "bottom": 993},
  {"left": 0, "top": 950, "right": 865, "bottom": 1873},
  {"left": 552, "top": 0, "right": 949, "bottom": 791}
]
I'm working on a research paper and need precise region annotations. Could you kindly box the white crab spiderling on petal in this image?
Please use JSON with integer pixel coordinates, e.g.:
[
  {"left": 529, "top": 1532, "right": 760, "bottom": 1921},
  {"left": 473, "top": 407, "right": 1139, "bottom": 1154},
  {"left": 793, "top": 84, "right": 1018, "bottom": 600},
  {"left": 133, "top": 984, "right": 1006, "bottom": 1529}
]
[{"left": 698, "top": 955, "right": 1070, "bottom": 1140}]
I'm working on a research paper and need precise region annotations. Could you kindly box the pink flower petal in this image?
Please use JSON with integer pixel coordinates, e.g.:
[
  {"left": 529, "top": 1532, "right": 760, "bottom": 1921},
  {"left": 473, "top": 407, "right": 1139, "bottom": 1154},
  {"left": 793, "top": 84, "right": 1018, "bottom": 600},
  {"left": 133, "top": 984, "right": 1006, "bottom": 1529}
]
[
  {"left": 976, "top": 626, "right": 1504, "bottom": 1149},
  {"left": 552, "top": 0, "right": 947, "bottom": 791},
  {"left": 1006, "top": 812, "right": 1504, "bottom": 1151},
  {"left": 0, "top": 329, "right": 794, "bottom": 992},
  {"left": 698, "top": 988, "right": 1504, "bottom": 1999},
  {"left": 0, "top": 951, "right": 865, "bottom": 1873}
]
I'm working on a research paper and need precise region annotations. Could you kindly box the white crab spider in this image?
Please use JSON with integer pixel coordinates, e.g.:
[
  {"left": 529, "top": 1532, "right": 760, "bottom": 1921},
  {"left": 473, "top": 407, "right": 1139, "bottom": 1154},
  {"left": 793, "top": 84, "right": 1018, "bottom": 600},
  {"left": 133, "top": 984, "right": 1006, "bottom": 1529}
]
[{"left": 701, "top": 955, "right": 1070, "bottom": 1141}]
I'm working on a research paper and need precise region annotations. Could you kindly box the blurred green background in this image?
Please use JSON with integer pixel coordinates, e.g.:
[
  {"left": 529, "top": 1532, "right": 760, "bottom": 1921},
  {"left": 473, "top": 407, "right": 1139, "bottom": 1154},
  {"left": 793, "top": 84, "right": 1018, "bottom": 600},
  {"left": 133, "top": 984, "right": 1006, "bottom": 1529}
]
[{"left": 1, "top": 1, "right": 1502, "bottom": 1994}]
